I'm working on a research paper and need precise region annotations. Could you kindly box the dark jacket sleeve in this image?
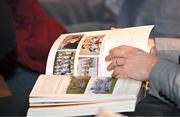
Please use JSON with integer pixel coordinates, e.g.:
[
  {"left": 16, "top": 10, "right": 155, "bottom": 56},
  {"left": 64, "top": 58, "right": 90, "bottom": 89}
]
[{"left": 0, "top": 0, "right": 16, "bottom": 58}]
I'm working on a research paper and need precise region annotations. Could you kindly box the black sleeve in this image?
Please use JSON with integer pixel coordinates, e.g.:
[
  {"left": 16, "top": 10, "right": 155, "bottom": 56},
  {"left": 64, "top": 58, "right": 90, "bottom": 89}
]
[{"left": 0, "top": 0, "right": 16, "bottom": 58}]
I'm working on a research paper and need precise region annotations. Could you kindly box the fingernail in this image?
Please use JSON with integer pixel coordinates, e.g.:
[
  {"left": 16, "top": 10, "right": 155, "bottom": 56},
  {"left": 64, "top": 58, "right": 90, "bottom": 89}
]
[{"left": 105, "top": 56, "right": 110, "bottom": 61}]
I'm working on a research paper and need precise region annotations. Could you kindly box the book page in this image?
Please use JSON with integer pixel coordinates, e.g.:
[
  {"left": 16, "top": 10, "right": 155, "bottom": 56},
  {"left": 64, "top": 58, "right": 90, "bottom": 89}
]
[
  {"left": 31, "top": 75, "right": 119, "bottom": 97},
  {"left": 30, "top": 75, "right": 71, "bottom": 96},
  {"left": 40, "top": 25, "right": 153, "bottom": 100},
  {"left": 99, "top": 26, "right": 153, "bottom": 77},
  {"left": 46, "top": 34, "right": 84, "bottom": 75},
  {"left": 30, "top": 75, "right": 139, "bottom": 101},
  {"left": 46, "top": 25, "right": 153, "bottom": 78}
]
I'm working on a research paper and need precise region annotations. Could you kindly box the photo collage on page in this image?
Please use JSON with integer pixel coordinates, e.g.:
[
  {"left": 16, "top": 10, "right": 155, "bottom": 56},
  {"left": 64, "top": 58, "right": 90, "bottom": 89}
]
[
  {"left": 77, "top": 35, "right": 105, "bottom": 77},
  {"left": 52, "top": 34, "right": 118, "bottom": 94},
  {"left": 53, "top": 34, "right": 84, "bottom": 75}
]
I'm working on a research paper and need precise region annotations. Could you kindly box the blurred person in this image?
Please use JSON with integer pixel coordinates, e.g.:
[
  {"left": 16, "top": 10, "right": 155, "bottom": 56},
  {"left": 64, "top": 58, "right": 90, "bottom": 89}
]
[
  {"left": 0, "top": 0, "right": 16, "bottom": 96},
  {"left": 0, "top": 0, "right": 16, "bottom": 58},
  {"left": 102, "top": 37, "right": 180, "bottom": 116},
  {"left": 105, "top": 0, "right": 142, "bottom": 31},
  {"left": 114, "top": 0, "right": 180, "bottom": 106},
  {"left": 4, "top": 0, "right": 67, "bottom": 95},
  {"left": 135, "top": 0, "right": 180, "bottom": 37},
  {"left": 117, "top": 0, "right": 180, "bottom": 38},
  {"left": 97, "top": 0, "right": 180, "bottom": 115}
]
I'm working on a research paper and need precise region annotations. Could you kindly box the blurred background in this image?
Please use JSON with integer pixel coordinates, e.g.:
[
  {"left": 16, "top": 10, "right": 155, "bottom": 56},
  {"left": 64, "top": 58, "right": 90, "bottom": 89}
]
[
  {"left": 2, "top": 0, "right": 178, "bottom": 96},
  {"left": 0, "top": 0, "right": 155, "bottom": 96},
  {"left": 39, "top": 0, "right": 155, "bottom": 34}
]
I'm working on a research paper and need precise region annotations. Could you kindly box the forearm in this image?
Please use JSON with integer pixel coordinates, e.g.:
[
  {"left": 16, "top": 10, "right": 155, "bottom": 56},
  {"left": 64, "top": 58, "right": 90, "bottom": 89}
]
[{"left": 149, "top": 59, "right": 180, "bottom": 108}]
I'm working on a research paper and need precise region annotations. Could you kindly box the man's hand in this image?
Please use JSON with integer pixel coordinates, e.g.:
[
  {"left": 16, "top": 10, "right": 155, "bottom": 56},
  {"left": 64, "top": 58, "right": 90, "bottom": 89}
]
[
  {"left": 96, "top": 108, "right": 127, "bottom": 117},
  {"left": 105, "top": 45, "right": 159, "bottom": 81}
]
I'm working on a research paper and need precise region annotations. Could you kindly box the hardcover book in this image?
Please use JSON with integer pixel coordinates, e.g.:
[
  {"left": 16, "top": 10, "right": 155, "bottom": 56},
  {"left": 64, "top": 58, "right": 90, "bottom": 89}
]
[{"left": 27, "top": 25, "right": 153, "bottom": 117}]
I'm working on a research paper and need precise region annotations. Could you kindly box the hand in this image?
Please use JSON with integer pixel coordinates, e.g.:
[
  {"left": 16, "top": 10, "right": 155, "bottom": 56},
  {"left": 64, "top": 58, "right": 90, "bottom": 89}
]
[
  {"left": 105, "top": 45, "right": 159, "bottom": 81},
  {"left": 96, "top": 108, "right": 127, "bottom": 117}
]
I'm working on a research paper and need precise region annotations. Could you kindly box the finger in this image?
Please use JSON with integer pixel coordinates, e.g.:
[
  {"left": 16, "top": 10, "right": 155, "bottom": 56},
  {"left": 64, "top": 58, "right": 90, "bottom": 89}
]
[
  {"left": 116, "top": 57, "right": 125, "bottom": 66},
  {"left": 105, "top": 54, "right": 113, "bottom": 62},
  {"left": 107, "top": 59, "right": 117, "bottom": 71},
  {"left": 106, "top": 46, "right": 128, "bottom": 61},
  {"left": 111, "top": 66, "right": 126, "bottom": 78},
  {"left": 116, "top": 74, "right": 128, "bottom": 79},
  {"left": 107, "top": 58, "right": 125, "bottom": 71}
]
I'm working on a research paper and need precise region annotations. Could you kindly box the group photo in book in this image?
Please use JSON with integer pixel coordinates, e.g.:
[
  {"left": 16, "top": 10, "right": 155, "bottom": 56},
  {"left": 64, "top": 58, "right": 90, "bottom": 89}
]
[{"left": 27, "top": 25, "right": 154, "bottom": 117}]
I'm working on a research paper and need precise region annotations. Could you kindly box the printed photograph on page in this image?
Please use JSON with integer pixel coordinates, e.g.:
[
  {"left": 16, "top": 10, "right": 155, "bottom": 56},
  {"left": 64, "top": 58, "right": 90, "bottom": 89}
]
[
  {"left": 77, "top": 57, "right": 98, "bottom": 77},
  {"left": 53, "top": 51, "right": 75, "bottom": 75},
  {"left": 58, "top": 34, "right": 84, "bottom": 49},
  {"left": 85, "top": 77, "right": 117, "bottom": 94},
  {"left": 79, "top": 35, "right": 105, "bottom": 55},
  {"left": 66, "top": 76, "right": 91, "bottom": 94}
]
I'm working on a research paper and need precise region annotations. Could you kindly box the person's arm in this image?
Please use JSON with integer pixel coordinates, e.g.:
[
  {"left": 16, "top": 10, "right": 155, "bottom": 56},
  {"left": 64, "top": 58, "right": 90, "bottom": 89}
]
[
  {"left": 155, "top": 37, "right": 180, "bottom": 64},
  {"left": 105, "top": 42, "right": 180, "bottom": 108},
  {"left": 148, "top": 37, "right": 180, "bottom": 108},
  {"left": 0, "top": 0, "right": 16, "bottom": 58},
  {"left": 149, "top": 59, "right": 180, "bottom": 108}
]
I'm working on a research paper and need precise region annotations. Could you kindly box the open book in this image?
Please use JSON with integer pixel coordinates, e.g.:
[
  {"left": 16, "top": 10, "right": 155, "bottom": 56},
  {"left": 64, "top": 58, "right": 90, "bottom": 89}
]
[{"left": 27, "top": 25, "right": 154, "bottom": 117}]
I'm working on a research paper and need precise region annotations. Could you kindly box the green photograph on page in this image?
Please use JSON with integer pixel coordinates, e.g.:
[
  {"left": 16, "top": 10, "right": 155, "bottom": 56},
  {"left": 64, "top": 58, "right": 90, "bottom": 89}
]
[{"left": 66, "top": 76, "right": 90, "bottom": 94}]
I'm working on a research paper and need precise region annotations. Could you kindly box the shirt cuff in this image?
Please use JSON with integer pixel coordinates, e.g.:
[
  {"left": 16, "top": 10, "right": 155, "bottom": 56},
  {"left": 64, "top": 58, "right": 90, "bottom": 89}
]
[{"left": 155, "top": 37, "right": 180, "bottom": 63}]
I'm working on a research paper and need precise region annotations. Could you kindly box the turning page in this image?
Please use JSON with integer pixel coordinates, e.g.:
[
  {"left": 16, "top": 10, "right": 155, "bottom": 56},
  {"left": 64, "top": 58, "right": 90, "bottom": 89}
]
[{"left": 45, "top": 25, "right": 154, "bottom": 77}]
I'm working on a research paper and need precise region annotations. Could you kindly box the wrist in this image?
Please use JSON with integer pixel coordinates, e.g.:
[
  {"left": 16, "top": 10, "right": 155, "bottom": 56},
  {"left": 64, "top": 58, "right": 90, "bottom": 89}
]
[{"left": 148, "top": 38, "right": 156, "bottom": 55}]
